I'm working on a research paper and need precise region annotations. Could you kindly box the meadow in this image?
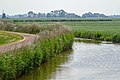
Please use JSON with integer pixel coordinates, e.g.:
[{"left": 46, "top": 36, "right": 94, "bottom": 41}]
[
  {"left": 62, "top": 21, "right": 120, "bottom": 42},
  {"left": 11, "top": 18, "right": 120, "bottom": 43}
]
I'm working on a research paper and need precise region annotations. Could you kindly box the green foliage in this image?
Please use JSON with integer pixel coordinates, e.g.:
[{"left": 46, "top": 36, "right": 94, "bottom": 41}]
[
  {"left": 0, "top": 33, "right": 74, "bottom": 80},
  {"left": 7, "top": 18, "right": 113, "bottom": 22},
  {"left": 1, "top": 19, "right": 120, "bottom": 43},
  {"left": 63, "top": 21, "right": 120, "bottom": 43},
  {"left": 112, "top": 34, "right": 120, "bottom": 43},
  {"left": 0, "top": 22, "right": 74, "bottom": 80}
]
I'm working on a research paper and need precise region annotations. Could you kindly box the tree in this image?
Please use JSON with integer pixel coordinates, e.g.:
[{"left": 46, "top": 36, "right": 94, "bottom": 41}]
[{"left": 47, "top": 13, "right": 51, "bottom": 18}]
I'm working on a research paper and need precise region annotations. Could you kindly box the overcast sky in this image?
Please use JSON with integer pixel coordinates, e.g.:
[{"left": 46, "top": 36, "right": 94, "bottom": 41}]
[{"left": 0, "top": 0, "right": 120, "bottom": 15}]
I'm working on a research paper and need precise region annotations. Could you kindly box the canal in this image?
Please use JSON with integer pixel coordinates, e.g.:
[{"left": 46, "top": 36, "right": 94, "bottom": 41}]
[{"left": 18, "top": 42, "right": 120, "bottom": 80}]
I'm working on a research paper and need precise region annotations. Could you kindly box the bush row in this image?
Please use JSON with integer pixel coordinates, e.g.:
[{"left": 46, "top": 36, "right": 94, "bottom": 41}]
[
  {"left": 12, "top": 19, "right": 112, "bottom": 22},
  {"left": 0, "top": 20, "right": 71, "bottom": 34},
  {"left": 74, "top": 31, "right": 120, "bottom": 43}
]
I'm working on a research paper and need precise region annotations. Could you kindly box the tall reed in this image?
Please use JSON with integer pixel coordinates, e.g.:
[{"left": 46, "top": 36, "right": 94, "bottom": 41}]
[{"left": 0, "top": 20, "right": 74, "bottom": 80}]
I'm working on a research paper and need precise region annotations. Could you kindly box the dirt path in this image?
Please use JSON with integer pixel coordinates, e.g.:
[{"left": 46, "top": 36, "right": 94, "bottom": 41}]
[{"left": 0, "top": 32, "right": 39, "bottom": 53}]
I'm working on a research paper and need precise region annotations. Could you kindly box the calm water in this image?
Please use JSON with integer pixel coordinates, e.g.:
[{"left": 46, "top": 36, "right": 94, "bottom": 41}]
[{"left": 18, "top": 42, "right": 120, "bottom": 80}]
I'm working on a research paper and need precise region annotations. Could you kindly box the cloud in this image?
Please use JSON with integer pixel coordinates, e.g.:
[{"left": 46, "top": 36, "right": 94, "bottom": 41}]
[{"left": 0, "top": 0, "right": 120, "bottom": 15}]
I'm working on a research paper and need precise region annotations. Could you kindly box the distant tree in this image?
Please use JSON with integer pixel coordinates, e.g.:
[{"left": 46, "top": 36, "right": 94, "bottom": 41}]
[
  {"left": 18, "top": 15, "right": 23, "bottom": 18},
  {"left": 33, "top": 13, "right": 38, "bottom": 18},
  {"left": 59, "top": 10, "right": 67, "bottom": 17},
  {"left": 37, "top": 13, "right": 41, "bottom": 17},
  {"left": 47, "top": 13, "right": 51, "bottom": 18},
  {"left": 82, "top": 12, "right": 107, "bottom": 18},
  {"left": 28, "top": 11, "right": 34, "bottom": 18}
]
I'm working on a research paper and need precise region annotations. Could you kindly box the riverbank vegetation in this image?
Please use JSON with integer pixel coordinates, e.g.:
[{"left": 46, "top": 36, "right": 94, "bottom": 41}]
[
  {"left": 0, "top": 20, "right": 74, "bottom": 80},
  {"left": 0, "top": 19, "right": 120, "bottom": 80},
  {"left": 62, "top": 21, "right": 120, "bottom": 43},
  {"left": 0, "top": 31, "right": 23, "bottom": 46},
  {"left": 4, "top": 18, "right": 120, "bottom": 43}
]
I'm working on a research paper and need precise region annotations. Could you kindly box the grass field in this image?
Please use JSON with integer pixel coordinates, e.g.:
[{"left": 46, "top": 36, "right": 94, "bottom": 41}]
[
  {"left": 14, "top": 20, "right": 120, "bottom": 42},
  {"left": 0, "top": 18, "right": 120, "bottom": 42},
  {"left": 0, "top": 31, "right": 23, "bottom": 45},
  {"left": 61, "top": 21, "right": 120, "bottom": 42},
  {"left": 11, "top": 18, "right": 120, "bottom": 43}
]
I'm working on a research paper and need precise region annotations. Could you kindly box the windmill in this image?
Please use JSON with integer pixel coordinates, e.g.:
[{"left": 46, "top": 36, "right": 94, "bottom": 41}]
[{"left": 2, "top": 10, "right": 6, "bottom": 18}]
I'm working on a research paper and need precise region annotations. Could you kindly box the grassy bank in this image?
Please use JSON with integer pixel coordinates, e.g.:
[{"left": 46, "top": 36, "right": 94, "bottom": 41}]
[
  {"left": 0, "top": 21, "right": 74, "bottom": 80},
  {"left": 0, "top": 31, "right": 23, "bottom": 46},
  {"left": 62, "top": 21, "right": 120, "bottom": 43}
]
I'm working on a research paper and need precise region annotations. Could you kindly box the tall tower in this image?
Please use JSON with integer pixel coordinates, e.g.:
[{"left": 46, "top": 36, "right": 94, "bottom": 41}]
[{"left": 2, "top": 10, "right": 6, "bottom": 18}]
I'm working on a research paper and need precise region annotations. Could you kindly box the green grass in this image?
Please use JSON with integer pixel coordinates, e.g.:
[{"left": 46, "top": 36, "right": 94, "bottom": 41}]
[
  {"left": 11, "top": 18, "right": 120, "bottom": 43},
  {"left": 0, "top": 31, "right": 23, "bottom": 46},
  {"left": 14, "top": 20, "right": 120, "bottom": 43},
  {"left": 62, "top": 21, "right": 120, "bottom": 42},
  {"left": 0, "top": 24, "right": 74, "bottom": 80},
  {"left": 0, "top": 18, "right": 120, "bottom": 43},
  {"left": 62, "top": 21, "right": 120, "bottom": 31}
]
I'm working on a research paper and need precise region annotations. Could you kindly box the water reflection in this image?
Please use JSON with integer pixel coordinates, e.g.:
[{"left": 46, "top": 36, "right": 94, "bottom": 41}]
[
  {"left": 18, "top": 42, "right": 120, "bottom": 80},
  {"left": 18, "top": 50, "right": 73, "bottom": 80},
  {"left": 50, "top": 42, "right": 120, "bottom": 80}
]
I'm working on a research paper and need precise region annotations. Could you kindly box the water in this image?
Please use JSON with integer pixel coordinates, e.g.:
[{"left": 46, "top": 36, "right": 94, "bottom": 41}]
[{"left": 18, "top": 42, "right": 120, "bottom": 80}]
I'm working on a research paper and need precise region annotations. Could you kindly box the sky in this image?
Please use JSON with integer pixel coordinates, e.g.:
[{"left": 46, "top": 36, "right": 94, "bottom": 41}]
[{"left": 0, "top": 0, "right": 120, "bottom": 15}]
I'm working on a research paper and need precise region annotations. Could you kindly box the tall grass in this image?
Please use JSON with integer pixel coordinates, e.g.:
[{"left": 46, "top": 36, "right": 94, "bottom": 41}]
[
  {"left": 73, "top": 30, "right": 120, "bottom": 43},
  {"left": 63, "top": 21, "right": 120, "bottom": 43},
  {"left": 0, "top": 20, "right": 74, "bottom": 80}
]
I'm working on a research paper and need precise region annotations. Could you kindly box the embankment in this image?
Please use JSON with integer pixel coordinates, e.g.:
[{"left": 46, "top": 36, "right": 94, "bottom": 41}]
[
  {"left": 0, "top": 21, "right": 74, "bottom": 80},
  {"left": 74, "top": 31, "right": 120, "bottom": 43}
]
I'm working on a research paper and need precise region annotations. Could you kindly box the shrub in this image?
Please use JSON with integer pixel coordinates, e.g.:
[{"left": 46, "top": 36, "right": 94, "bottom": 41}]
[{"left": 112, "top": 34, "right": 120, "bottom": 43}]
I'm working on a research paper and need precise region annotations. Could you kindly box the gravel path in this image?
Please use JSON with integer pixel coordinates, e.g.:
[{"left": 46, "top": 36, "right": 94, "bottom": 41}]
[{"left": 0, "top": 32, "right": 39, "bottom": 53}]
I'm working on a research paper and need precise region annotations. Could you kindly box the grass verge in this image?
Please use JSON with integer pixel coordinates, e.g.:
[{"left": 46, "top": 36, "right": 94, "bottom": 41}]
[{"left": 0, "top": 31, "right": 23, "bottom": 46}]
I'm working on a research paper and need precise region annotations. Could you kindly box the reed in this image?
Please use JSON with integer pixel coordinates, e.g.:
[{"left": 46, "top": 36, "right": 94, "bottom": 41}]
[
  {"left": 63, "top": 21, "right": 120, "bottom": 43},
  {"left": 0, "top": 21, "right": 74, "bottom": 80}
]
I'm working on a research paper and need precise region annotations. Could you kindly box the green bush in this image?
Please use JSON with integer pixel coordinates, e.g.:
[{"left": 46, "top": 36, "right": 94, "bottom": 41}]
[
  {"left": 112, "top": 34, "right": 120, "bottom": 43},
  {"left": 74, "top": 31, "right": 120, "bottom": 42}
]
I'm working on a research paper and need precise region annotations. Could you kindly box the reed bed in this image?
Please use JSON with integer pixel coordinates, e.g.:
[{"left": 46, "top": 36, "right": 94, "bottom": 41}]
[
  {"left": 0, "top": 20, "right": 74, "bottom": 80},
  {"left": 63, "top": 21, "right": 120, "bottom": 43}
]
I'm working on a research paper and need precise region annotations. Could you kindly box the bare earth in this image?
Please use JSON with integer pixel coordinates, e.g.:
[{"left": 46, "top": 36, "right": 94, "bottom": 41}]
[{"left": 0, "top": 32, "right": 39, "bottom": 53}]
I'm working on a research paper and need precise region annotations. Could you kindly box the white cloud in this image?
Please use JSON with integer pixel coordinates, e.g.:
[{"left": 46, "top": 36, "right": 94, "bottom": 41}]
[{"left": 0, "top": 0, "right": 120, "bottom": 15}]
